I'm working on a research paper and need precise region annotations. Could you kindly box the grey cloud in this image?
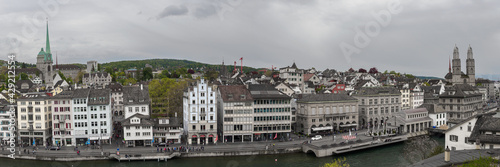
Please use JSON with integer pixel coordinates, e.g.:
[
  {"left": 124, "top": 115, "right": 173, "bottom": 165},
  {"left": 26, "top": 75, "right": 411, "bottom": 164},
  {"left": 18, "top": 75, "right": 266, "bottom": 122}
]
[
  {"left": 193, "top": 3, "right": 217, "bottom": 19},
  {"left": 156, "top": 5, "right": 188, "bottom": 20}
]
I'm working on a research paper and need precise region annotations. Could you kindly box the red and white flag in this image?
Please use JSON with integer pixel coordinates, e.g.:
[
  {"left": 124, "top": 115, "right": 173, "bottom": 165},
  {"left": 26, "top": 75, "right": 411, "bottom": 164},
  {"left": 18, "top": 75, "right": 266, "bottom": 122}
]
[{"left": 273, "top": 133, "right": 277, "bottom": 140}]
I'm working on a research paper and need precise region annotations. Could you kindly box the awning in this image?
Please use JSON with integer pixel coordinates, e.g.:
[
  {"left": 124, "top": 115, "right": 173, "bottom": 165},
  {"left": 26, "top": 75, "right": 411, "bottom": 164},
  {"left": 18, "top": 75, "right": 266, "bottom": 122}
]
[
  {"left": 101, "top": 136, "right": 110, "bottom": 140},
  {"left": 339, "top": 124, "right": 358, "bottom": 127},
  {"left": 192, "top": 135, "right": 197, "bottom": 138},
  {"left": 89, "top": 137, "right": 99, "bottom": 140},
  {"left": 208, "top": 134, "right": 214, "bottom": 137},
  {"left": 200, "top": 135, "right": 206, "bottom": 138},
  {"left": 254, "top": 133, "right": 261, "bottom": 135},
  {"left": 312, "top": 126, "right": 333, "bottom": 131}
]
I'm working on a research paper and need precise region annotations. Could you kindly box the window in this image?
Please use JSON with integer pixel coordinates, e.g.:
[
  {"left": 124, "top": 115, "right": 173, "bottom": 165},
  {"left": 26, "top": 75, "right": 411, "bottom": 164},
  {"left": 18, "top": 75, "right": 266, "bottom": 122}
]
[
  {"left": 136, "top": 132, "right": 140, "bottom": 136},
  {"left": 449, "top": 135, "right": 458, "bottom": 142},
  {"left": 128, "top": 107, "right": 132, "bottom": 113},
  {"left": 126, "top": 133, "right": 131, "bottom": 137},
  {"left": 192, "top": 125, "right": 196, "bottom": 130}
]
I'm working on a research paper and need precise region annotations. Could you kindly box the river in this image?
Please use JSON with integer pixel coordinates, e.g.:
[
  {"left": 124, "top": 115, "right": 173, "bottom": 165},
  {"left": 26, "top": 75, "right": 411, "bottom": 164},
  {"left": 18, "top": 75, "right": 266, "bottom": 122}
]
[{"left": 1, "top": 136, "right": 445, "bottom": 167}]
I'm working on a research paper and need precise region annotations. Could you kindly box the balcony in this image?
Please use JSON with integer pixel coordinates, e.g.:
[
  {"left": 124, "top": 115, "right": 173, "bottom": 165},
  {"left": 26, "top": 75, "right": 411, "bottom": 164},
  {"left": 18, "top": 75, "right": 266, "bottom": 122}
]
[
  {"left": 169, "top": 129, "right": 181, "bottom": 133},
  {"left": 59, "top": 127, "right": 66, "bottom": 131},
  {"left": 28, "top": 127, "right": 33, "bottom": 131}
]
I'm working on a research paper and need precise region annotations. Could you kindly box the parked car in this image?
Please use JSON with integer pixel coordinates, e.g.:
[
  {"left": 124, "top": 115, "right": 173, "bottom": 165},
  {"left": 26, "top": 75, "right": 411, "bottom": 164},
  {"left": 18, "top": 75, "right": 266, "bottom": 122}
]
[
  {"left": 155, "top": 142, "right": 167, "bottom": 147},
  {"left": 49, "top": 146, "right": 60, "bottom": 150},
  {"left": 311, "top": 135, "right": 322, "bottom": 141}
]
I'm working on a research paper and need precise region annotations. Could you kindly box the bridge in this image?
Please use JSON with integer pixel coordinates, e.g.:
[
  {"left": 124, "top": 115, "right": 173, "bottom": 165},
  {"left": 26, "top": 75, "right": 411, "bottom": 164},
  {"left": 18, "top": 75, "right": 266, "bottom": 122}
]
[{"left": 302, "top": 135, "right": 408, "bottom": 157}]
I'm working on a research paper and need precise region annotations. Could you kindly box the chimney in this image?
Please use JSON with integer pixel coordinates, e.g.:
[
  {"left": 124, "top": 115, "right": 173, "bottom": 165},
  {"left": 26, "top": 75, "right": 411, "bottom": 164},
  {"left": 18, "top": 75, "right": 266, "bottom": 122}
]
[
  {"left": 444, "top": 146, "right": 450, "bottom": 162},
  {"left": 140, "top": 84, "right": 143, "bottom": 90},
  {"left": 476, "top": 139, "right": 480, "bottom": 150}
]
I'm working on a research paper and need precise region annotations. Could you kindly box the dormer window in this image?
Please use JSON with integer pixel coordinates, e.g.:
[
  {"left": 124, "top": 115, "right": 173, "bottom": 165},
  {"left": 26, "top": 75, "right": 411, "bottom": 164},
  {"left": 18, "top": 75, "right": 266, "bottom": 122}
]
[
  {"left": 228, "top": 94, "right": 233, "bottom": 100},
  {"left": 240, "top": 95, "right": 246, "bottom": 99},
  {"left": 129, "top": 100, "right": 133, "bottom": 102}
]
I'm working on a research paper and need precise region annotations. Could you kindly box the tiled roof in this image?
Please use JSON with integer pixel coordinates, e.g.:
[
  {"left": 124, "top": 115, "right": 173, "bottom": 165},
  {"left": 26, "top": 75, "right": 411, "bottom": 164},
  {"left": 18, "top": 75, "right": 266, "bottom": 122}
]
[
  {"left": 439, "top": 84, "right": 481, "bottom": 98},
  {"left": 468, "top": 114, "right": 500, "bottom": 144},
  {"left": 248, "top": 84, "right": 290, "bottom": 99},
  {"left": 17, "top": 68, "right": 42, "bottom": 75},
  {"left": 123, "top": 85, "right": 150, "bottom": 105},
  {"left": 55, "top": 64, "right": 81, "bottom": 70},
  {"left": 297, "top": 94, "right": 357, "bottom": 103},
  {"left": 154, "top": 117, "right": 182, "bottom": 127},
  {"left": 353, "top": 87, "right": 401, "bottom": 96},
  {"left": 88, "top": 89, "right": 111, "bottom": 105},
  {"left": 303, "top": 74, "right": 314, "bottom": 82},
  {"left": 121, "top": 113, "right": 154, "bottom": 126},
  {"left": 410, "top": 148, "right": 500, "bottom": 167},
  {"left": 218, "top": 85, "right": 253, "bottom": 102}
]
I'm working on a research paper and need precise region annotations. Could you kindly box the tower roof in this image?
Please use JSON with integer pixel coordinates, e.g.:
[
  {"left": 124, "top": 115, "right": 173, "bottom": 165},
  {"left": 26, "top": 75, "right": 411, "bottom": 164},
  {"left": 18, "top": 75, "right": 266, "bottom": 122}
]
[
  {"left": 453, "top": 45, "right": 459, "bottom": 59},
  {"left": 44, "top": 20, "right": 53, "bottom": 62},
  {"left": 467, "top": 45, "right": 473, "bottom": 59}
]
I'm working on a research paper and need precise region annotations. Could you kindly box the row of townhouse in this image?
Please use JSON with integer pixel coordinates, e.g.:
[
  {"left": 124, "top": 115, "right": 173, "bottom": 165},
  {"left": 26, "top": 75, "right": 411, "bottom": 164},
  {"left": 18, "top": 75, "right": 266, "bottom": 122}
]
[
  {"left": 184, "top": 79, "right": 293, "bottom": 144},
  {"left": 16, "top": 89, "right": 112, "bottom": 147},
  {"left": 121, "top": 85, "right": 184, "bottom": 147}
]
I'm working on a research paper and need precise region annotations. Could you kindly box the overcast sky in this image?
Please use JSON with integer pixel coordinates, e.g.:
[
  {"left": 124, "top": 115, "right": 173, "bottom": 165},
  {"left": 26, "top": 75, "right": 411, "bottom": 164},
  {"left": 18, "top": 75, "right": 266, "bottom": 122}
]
[{"left": 1, "top": 0, "right": 499, "bottom": 78}]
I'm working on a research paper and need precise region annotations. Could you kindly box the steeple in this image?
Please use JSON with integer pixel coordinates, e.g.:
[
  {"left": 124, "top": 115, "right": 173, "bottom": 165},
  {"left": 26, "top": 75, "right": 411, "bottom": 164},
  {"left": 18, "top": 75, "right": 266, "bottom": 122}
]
[
  {"left": 46, "top": 19, "right": 51, "bottom": 54},
  {"left": 453, "top": 44, "right": 459, "bottom": 59},
  {"left": 467, "top": 45, "right": 473, "bottom": 59}
]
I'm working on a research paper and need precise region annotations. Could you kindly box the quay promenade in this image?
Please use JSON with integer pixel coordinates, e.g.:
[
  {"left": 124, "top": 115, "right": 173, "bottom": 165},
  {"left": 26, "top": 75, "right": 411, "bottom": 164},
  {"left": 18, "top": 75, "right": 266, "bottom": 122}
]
[{"left": 0, "top": 129, "right": 409, "bottom": 161}]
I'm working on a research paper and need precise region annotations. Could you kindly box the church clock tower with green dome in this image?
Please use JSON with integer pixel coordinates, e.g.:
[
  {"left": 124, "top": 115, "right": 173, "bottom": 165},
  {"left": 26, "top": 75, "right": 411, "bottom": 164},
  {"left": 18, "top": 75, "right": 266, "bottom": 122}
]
[{"left": 36, "top": 20, "right": 54, "bottom": 86}]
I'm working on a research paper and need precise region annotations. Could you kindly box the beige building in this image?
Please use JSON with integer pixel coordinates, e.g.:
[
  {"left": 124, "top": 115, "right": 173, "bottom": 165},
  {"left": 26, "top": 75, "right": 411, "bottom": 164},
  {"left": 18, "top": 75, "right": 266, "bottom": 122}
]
[
  {"left": 296, "top": 94, "right": 358, "bottom": 135},
  {"left": 17, "top": 93, "right": 52, "bottom": 146},
  {"left": 437, "top": 84, "right": 483, "bottom": 124},
  {"left": 354, "top": 87, "right": 402, "bottom": 130}
]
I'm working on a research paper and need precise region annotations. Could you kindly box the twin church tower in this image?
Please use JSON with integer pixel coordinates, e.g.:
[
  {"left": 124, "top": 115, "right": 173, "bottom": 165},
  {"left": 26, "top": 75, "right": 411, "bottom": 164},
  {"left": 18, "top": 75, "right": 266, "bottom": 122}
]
[{"left": 445, "top": 45, "right": 475, "bottom": 86}]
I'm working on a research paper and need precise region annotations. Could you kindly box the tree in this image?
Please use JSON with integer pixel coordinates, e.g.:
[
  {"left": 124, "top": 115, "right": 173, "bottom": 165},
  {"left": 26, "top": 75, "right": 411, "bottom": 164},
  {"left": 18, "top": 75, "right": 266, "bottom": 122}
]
[
  {"left": 369, "top": 67, "right": 379, "bottom": 74},
  {"left": 75, "top": 71, "right": 85, "bottom": 84},
  {"left": 123, "top": 78, "right": 137, "bottom": 85},
  {"left": 187, "top": 69, "right": 195, "bottom": 74},
  {"left": 358, "top": 68, "right": 367, "bottom": 73},
  {"left": 20, "top": 73, "right": 29, "bottom": 80},
  {"left": 321, "top": 157, "right": 350, "bottom": 167},
  {"left": 142, "top": 67, "right": 153, "bottom": 81},
  {"left": 204, "top": 70, "right": 218, "bottom": 81},
  {"left": 383, "top": 70, "right": 388, "bottom": 74},
  {"left": 348, "top": 68, "right": 355, "bottom": 72},
  {"left": 403, "top": 136, "right": 441, "bottom": 163}
]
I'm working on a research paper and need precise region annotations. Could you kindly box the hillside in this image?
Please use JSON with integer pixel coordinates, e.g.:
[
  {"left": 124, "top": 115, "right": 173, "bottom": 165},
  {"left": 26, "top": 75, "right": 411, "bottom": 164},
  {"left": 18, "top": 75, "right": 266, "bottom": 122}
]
[{"left": 100, "top": 59, "right": 259, "bottom": 72}]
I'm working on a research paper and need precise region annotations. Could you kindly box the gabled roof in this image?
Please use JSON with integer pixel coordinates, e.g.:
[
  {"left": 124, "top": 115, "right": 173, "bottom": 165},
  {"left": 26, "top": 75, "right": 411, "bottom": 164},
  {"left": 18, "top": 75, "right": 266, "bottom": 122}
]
[
  {"left": 303, "top": 73, "right": 315, "bottom": 82},
  {"left": 154, "top": 117, "right": 182, "bottom": 127},
  {"left": 353, "top": 87, "right": 401, "bottom": 96},
  {"left": 248, "top": 84, "right": 290, "bottom": 99},
  {"left": 468, "top": 113, "right": 500, "bottom": 144},
  {"left": 439, "top": 84, "right": 481, "bottom": 98},
  {"left": 121, "top": 113, "right": 154, "bottom": 126},
  {"left": 219, "top": 85, "right": 253, "bottom": 102},
  {"left": 123, "top": 85, "right": 150, "bottom": 105},
  {"left": 88, "top": 89, "right": 111, "bottom": 105}
]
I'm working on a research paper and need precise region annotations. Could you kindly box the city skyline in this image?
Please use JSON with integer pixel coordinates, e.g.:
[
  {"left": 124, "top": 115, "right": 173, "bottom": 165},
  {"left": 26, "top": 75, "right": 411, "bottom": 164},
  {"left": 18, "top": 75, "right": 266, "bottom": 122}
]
[{"left": 1, "top": 0, "right": 500, "bottom": 78}]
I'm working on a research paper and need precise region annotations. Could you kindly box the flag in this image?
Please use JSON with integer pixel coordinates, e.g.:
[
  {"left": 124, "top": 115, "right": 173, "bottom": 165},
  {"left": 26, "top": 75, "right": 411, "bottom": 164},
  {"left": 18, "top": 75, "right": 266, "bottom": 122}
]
[
  {"left": 215, "top": 135, "right": 218, "bottom": 143},
  {"left": 240, "top": 57, "right": 243, "bottom": 60},
  {"left": 273, "top": 133, "right": 277, "bottom": 140}
]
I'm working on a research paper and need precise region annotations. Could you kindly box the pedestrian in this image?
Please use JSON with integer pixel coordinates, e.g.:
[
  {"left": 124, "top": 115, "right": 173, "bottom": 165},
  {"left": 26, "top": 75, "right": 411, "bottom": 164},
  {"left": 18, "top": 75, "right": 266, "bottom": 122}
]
[{"left": 157, "top": 147, "right": 159, "bottom": 152}]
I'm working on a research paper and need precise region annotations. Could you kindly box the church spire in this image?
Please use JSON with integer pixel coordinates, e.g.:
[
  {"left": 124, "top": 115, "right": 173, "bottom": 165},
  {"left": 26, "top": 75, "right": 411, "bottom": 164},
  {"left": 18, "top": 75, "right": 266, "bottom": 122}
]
[
  {"left": 46, "top": 19, "right": 51, "bottom": 54},
  {"left": 453, "top": 44, "right": 459, "bottom": 59},
  {"left": 467, "top": 45, "right": 473, "bottom": 59}
]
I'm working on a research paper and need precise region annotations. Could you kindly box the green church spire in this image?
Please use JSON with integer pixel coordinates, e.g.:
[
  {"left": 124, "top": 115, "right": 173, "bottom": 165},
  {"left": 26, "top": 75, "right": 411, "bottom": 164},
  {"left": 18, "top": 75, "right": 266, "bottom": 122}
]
[
  {"left": 45, "top": 19, "right": 52, "bottom": 62},
  {"left": 46, "top": 19, "right": 51, "bottom": 54}
]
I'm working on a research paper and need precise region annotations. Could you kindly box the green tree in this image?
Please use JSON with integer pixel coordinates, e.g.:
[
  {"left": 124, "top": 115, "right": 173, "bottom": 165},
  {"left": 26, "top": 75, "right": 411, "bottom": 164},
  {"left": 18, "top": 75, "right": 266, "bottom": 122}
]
[
  {"left": 123, "top": 78, "right": 137, "bottom": 85},
  {"left": 321, "top": 157, "right": 350, "bottom": 167},
  {"left": 20, "top": 73, "right": 29, "bottom": 80},
  {"left": 76, "top": 71, "right": 85, "bottom": 84},
  {"left": 428, "top": 145, "right": 445, "bottom": 158},
  {"left": 142, "top": 67, "right": 153, "bottom": 81}
]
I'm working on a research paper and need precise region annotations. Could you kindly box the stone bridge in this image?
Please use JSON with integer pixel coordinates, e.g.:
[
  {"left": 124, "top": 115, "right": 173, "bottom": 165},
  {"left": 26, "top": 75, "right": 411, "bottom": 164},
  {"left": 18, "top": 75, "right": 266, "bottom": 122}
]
[{"left": 302, "top": 135, "right": 408, "bottom": 157}]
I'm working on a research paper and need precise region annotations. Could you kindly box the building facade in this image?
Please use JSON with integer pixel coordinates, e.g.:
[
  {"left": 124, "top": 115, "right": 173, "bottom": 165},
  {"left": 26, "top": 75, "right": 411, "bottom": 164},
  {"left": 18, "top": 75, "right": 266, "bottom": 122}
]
[
  {"left": 354, "top": 87, "right": 402, "bottom": 130},
  {"left": 183, "top": 79, "right": 217, "bottom": 145},
  {"left": 249, "top": 84, "right": 292, "bottom": 141},
  {"left": 123, "top": 113, "right": 153, "bottom": 147},
  {"left": 296, "top": 94, "right": 359, "bottom": 135},
  {"left": 438, "top": 84, "right": 483, "bottom": 124},
  {"left": 217, "top": 85, "right": 254, "bottom": 143},
  {"left": 153, "top": 117, "right": 183, "bottom": 144},
  {"left": 17, "top": 93, "right": 52, "bottom": 146}
]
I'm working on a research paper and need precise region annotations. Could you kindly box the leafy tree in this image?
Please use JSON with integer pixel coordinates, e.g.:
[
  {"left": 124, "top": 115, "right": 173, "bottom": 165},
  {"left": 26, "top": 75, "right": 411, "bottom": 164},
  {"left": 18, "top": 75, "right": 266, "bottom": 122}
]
[
  {"left": 264, "top": 70, "right": 273, "bottom": 77},
  {"left": 428, "top": 145, "right": 445, "bottom": 158},
  {"left": 58, "top": 71, "right": 67, "bottom": 81},
  {"left": 383, "top": 70, "right": 388, "bottom": 74},
  {"left": 76, "top": 71, "right": 85, "bottom": 84},
  {"left": 187, "top": 69, "right": 195, "bottom": 74},
  {"left": 21, "top": 63, "right": 26, "bottom": 68},
  {"left": 358, "top": 68, "right": 367, "bottom": 73},
  {"left": 105, "top": 67, "right": 114, "bottom": 74},
  {"left": 389, "top": 71, "right": 396, "bottom": 74},
  {"left": 204, "top": 70, "right": 218, "bottom": 81},
  {"left": 369, "top": 67, "right": 379, "bottom": 74},
  {"left": 123, "top": 78, "right": 137, "bottom": 85},
  {"left": 405, "top": 74, "right": 415, "bottom": 79},
  {"left": 142, "top": 67, "right": 153, "bottom": 81},
  {"left": 321, "top": 157, "right": 350, "bottom": 167},
  {"left": 20, "top": 73, "right": 29, "bottom": 80},
  {"left": 348, "top": 68, "right": 355, "bottom": 72},
  {"left": 149, "top": 78, "right": 191, "bottom": 117}
]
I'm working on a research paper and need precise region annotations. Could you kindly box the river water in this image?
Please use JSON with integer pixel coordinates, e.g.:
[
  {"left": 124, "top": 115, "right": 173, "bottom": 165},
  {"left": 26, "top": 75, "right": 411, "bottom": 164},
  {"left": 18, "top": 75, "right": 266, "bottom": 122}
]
[{"left": 2, "top": 136, "right": 444, "bottom": 167}]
